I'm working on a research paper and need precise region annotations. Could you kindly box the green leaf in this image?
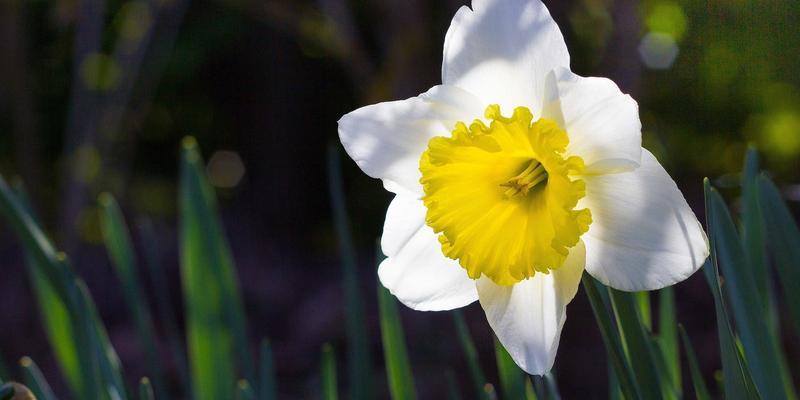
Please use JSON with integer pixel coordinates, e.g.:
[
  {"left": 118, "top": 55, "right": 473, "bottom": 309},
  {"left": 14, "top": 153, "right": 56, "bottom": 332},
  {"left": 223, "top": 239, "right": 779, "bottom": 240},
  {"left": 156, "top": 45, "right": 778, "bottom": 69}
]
[
  {"left": 757, "top": 174, "right": 800, "bottom": 335},
  {"left": 75, "top": 279, "right": 128, "bottom": 400},
  {"left": 180, "top": 137, "right": 253, "bottom": 400},
  {"left": 703, "top": 178, "right": 759, "bottom": 400},
  {"left": 607, "top": 288, "right": 663, "bottom": 400},
  {"left": 237, "top": 380, "right": 256, "bottom": 400},
  {"left": 452, "top": 310, "right": 488, "bottom": 400},
  {"left": 524, "top": 379, "right": 538, "bottom": 400},
  {"left": 20, "top": 357, "right": 57, "bottom": 400},
  {"left": 139, "top": 378, "right": 154, "bottom": 400},
  {"left": 377, "top": 284, "right": 417, "bottom": 400},
  {"left": 139, "top": 220, "right": 190, "bottom": 393},
  {"left": 635, "top": 292, "right": 652, "bottom": 330},
  {"left": 99, "top": 193, "right": 167, "bottom": 399},
  {"left": 320, "top": 344, "right": 338, "bottom": 400},
  {"left": 0, "top": 177, "right": 124, "bottom": 399},
  {"left": 678, "top": 325, "right": 711, "bottom": 400},
  {"left": 707, "top": 183, "right": 789, "bottom": 399},
  {"left": 258, "top": 339, "right": 277, "bottom": 400},
  {"left": 444, "top": 370, "right": 461, "bottom": 400},
  {"left": 657, "top": 287, "right": 681, "bottom": 392},
  {"left": 494, "top": 335, "right": 526, "bottom": 400},
  {"left": 741, "top": 148, "right": 770, "bottom": 305},
  {"left": 581, "top": 274, "right": 640, "bottom": 400},
  {"left": 326, "top": 144, "right": 372, "bottom": 400}
]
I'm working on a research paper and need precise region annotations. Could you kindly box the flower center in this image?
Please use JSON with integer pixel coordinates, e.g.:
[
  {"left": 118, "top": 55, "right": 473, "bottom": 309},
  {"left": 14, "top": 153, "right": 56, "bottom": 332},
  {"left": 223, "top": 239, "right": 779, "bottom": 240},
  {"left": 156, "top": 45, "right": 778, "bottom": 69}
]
[{"left": 419, "top": 105, "right": 592, "bottom": 286}]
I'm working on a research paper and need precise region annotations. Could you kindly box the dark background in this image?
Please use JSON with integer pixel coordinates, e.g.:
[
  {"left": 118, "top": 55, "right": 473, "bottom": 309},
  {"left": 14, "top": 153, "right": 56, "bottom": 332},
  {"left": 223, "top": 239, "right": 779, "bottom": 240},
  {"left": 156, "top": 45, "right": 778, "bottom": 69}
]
[{"left": 1, "top": 0, "right": 799, "bottom": 398}]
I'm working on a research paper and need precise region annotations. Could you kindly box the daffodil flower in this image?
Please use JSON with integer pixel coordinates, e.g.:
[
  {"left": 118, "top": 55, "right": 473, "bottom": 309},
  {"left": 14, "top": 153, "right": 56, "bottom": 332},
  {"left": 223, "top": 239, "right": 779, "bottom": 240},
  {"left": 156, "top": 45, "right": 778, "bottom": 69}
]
[{"left": 338, "top": 0, "right": 709, "bottom": 375}]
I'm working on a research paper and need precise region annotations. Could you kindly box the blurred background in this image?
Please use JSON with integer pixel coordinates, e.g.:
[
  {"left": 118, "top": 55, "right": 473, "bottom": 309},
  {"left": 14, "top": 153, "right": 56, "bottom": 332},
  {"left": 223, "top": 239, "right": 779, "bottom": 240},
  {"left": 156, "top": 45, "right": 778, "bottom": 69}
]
[{"left": 0, "top": 0, "right": 798, "bottom": 398}]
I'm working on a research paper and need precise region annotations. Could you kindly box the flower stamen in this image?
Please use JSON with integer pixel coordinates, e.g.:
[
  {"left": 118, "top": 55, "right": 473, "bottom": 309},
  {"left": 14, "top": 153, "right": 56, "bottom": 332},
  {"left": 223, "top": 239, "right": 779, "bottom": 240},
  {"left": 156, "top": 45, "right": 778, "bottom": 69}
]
[{"left": 501, "top": 160, "right": 548, "bottom": 197}]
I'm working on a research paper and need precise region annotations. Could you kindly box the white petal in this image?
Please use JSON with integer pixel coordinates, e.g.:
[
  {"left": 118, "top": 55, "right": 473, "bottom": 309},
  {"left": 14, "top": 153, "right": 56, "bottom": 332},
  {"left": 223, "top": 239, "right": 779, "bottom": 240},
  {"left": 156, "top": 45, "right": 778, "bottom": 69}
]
[
  {"left": 442, "top": 0, "right": 570, "bottom": 113},
  {"left": 581, "top": 149, "right": 709, "bottom": 291},
  {"left": 378, "top": 194, "right": 479, "bottom": 311},
  {"left": 338, "top": 85, "right": 484, "bottom": 196},
  {"left": 542, "top": 67, "right": 642, "bottom": 174},
  {"left": 477, "top": 242, "right": 585, "bottom": 375}
]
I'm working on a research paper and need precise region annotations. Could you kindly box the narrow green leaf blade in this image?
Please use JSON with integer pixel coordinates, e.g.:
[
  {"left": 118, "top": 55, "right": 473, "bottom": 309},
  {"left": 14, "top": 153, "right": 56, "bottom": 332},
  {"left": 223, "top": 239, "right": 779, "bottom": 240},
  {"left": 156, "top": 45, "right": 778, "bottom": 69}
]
[
  {"left": 237, "top": 380, "right": 256, "bottom": 400},
  {"left": 139, "top": 378, "right": 154, "bottom": 400},
  {"left": 657, "top": 287, "right": 680, "bottom": 392},
  {"left": 678, "top": 326, "right": 711, "bottom": 400},
  {"left": 99, "top": 193, "right": 167, "bottom": 398},
  {"left": 757, "top": 174, "right": 800, "bottom": 334},
  {"left": 139, "top": 220, "right": 190, "bottom": 392},
  {"left": 326, "top": 145, "right": 372, "bottom": 400},
  {"left": 708, "top": 185, "right": 788, "bottom": 398},
  {"left": 20, "top": 357, "right": 57, "bottom": 400},
  {"left": 608, "top": 288, "right": 663, "bottom": 400},
  {"left": 180, "top": 137, "right": 253, "bottom": 400},
  {"left": 452, "top": 310, "right": 488, "bottom": 400},
  {"left": 378, "top": 284, "right": 417, "bottom": 400},
  {"left": 581, "top": 274, "right": 640, "bottom": 400},
  {"left": 702, "top": 178, "right": 759, "bottom": 400},
  {"left": 258, "top": 339, "right": 277, "bottom": 400},
  {"left": 494, "top": 335, "right": 526, "bottom": 400},
  {"left": 320, "top": 344, "right": 338, "bottom": 400}
]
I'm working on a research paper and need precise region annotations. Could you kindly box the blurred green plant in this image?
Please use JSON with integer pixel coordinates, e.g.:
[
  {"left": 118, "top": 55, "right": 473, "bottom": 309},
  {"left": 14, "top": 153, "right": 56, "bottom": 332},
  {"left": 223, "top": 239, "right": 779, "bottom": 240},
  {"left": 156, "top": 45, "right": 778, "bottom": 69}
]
[{"left": 1, "top": 142, "right": 799, "bottom": 399}]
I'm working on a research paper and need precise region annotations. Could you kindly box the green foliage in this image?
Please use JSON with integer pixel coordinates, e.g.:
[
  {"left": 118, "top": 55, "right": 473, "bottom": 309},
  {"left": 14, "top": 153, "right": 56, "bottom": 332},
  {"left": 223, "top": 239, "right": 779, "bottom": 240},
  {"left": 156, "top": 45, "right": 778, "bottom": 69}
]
[
  {"left": 3, "top": 139, "right": 800, "bottom": 399},
  {"left": 99, "top": 193, "right": 166, "bottom": 398},
  {"left": 378, "top": 284, "right": 417, "bottom": 400},
  {"left": 320, "top": 344, "right": 338, "bottom": 400},
  {"left": 494, "top": 336, "right": 526, "bottom": 400},
  {"left": 679, "top": 325, "right": 711, "bottom": 400},
  {"left": 258, "top": 340, "right": 278, "bottom": 400},
  {"left": 452, "top": 310, "right": 489, "bottom": 400},
  {"left": 180, "top": 137, "right": 253, "bottom": 400},
  {"left": 326, "top": 145, "right": 372, "bottom": 400},
  {"left": 21, "top": 357, "right": 56, "bottom": 400}
]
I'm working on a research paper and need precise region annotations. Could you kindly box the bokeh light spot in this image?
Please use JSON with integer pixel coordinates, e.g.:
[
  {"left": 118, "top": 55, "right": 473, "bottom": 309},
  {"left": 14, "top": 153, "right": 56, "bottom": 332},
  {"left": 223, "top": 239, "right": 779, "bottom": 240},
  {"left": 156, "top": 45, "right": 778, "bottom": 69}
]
[
  {"left": 645, "top": 1, "right": 688, "bottom": 41},
  {"left": 638, "top": 32, "right": 679, "bottom": 70},
  {"left": 207, "top": 151, "right": 246, "bottom": 188}
]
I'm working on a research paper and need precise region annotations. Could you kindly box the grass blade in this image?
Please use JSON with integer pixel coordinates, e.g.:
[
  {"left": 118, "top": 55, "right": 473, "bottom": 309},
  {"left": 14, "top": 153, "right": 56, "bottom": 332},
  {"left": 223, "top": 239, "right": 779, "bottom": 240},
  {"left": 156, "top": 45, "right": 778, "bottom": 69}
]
[
  {"left": 377, "top": 284, "right": 417, "bottom": 400},
  {"left": 180, "top": 137, "right": 253, "bottom": 400},
  {"left": 524, "top": 379, "right": 538, "bottom": 400},
  {"left": 581, "top": 274, "right": 641, "bottom": 400},
  {"left": 678, "top": 325, "right": 711, "bottom": 400},
  {"left": 99, "top": 193, "right": 166, "bottom": 398},
  {"left": 321, "top": 344, "right": 338, "bottom": 400},
  {"left": 258, "top": 340, "right": 277, "bottom": 400},
  {"left": 494, "top": 335, "right": 526, "bottom": 400},
  {"left": 139, "top": 219, "right": 189, "bottom": 393},
  {"left": 707, "top": 184, "right": 789, "bottom": 398},
  {"left": 445, "top": 370, "right": 461, "bottom": 400},
  {"left": 657, "top": 287, "right": 680, "bottom": 392},
  {"left": 237, "top": 380, "right": 256, "bottom": 400},
  {"left": 326, "top": 144, "right": 372, "bottom": 400},
  {"left": 703, "top": 178, "right": 759, "bottom": 399},
  {"left": 741, "top": 149, "right": 770, "bottom": 311},
  {"left": 20, "top": 357, "right": 57, "bottom": 400},
  {"left": 75, "top": 279, "right": 128, "bottom": 400},
  {"left": 0, "top": 177, "right": 122, "bottom": 399},
  {"left": 139, "top": 378, "right": 154, "bottom": 400},
  {"left": 607, "top": 288, "right": 663, "bottom": 400},
  {"left": 757, "top": 174, "right": 800, "bottom": 334},
  {"left": 452, "top": 310, "right": 487, "bottom": 399}
]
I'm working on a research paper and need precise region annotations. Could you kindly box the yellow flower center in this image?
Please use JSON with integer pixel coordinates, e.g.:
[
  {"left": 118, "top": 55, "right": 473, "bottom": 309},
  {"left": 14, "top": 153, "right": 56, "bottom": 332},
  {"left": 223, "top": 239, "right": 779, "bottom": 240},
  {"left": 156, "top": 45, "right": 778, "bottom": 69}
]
[{"left": 419, "top": 105, "right": 592, "bottom": 286}]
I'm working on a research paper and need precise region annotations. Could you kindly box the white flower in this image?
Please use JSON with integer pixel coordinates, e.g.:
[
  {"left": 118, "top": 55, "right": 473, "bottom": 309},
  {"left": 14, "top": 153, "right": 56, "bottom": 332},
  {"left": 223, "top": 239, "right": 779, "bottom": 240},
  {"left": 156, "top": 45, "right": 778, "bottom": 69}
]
[{"left": 338, "top": 0, "right": 708, "bottom": 375}]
